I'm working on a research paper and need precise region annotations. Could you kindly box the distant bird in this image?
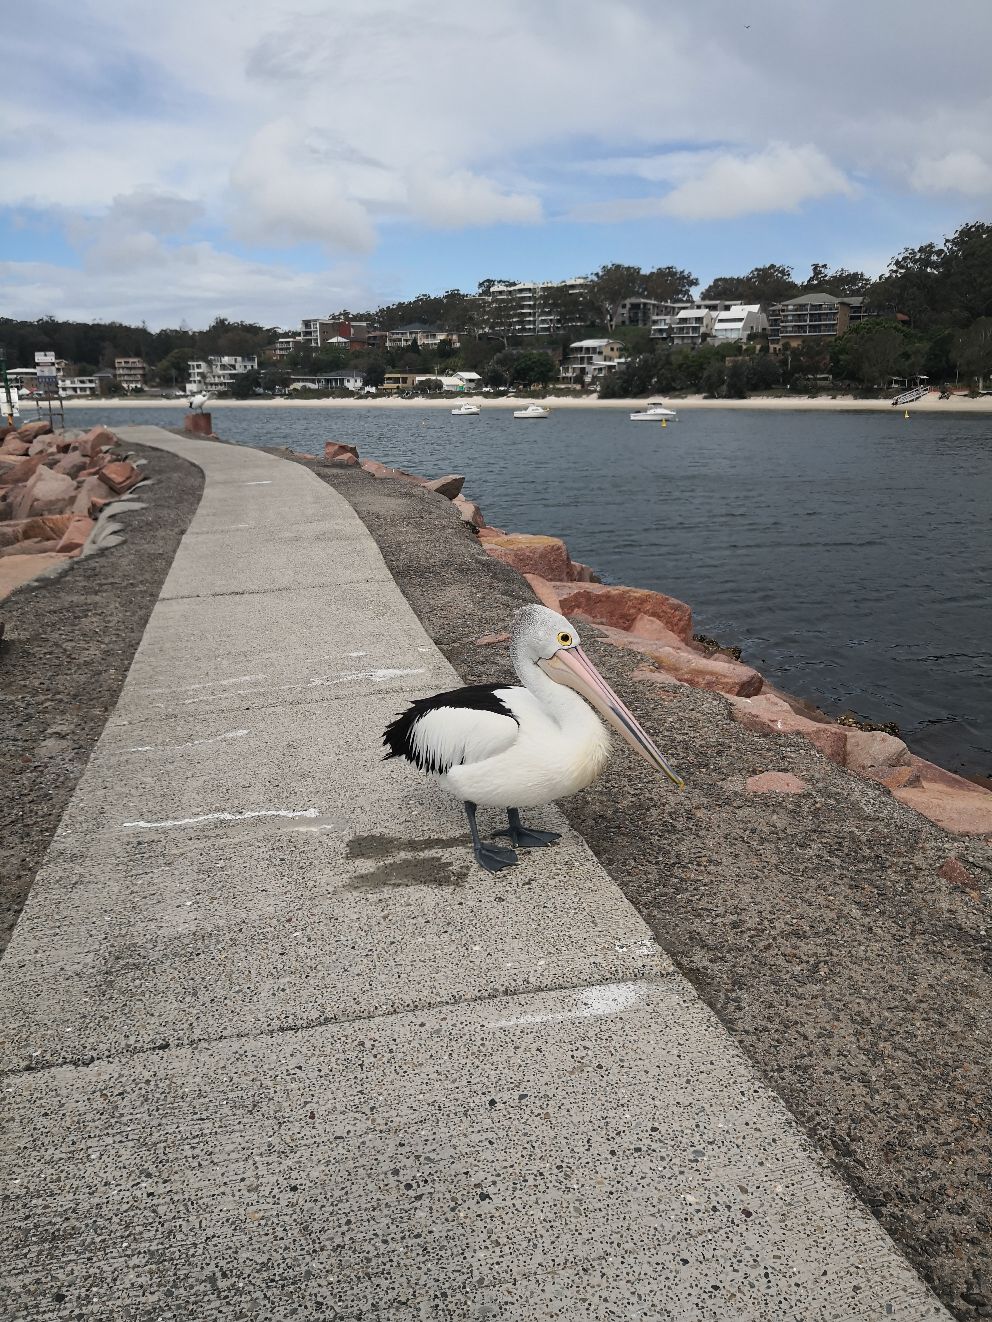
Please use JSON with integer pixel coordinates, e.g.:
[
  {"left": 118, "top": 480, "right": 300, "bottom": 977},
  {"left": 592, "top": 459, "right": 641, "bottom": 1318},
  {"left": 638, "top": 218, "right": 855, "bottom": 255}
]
[
  {"left": 383, "top": 604, "right": 684, "bottom": 872},
  {"left": 188, "top": 391, "right": 211, "bottom": 412}
]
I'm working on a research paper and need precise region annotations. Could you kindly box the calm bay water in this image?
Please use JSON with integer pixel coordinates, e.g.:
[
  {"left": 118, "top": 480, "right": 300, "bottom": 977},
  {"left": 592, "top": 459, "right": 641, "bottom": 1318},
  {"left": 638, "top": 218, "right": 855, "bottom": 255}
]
[{"left": 67, "top": 404, "right": 992, "bottom": 776}]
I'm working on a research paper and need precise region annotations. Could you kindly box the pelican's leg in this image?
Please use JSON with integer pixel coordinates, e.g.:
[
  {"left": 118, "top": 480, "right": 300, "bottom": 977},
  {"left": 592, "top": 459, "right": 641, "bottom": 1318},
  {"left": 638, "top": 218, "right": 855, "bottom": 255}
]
[
  {"left": 464, "top": 801, "right": 518, "bottom": 873},
  {"left": 495, "top": 807, "right": 562, "bottom": 849}
]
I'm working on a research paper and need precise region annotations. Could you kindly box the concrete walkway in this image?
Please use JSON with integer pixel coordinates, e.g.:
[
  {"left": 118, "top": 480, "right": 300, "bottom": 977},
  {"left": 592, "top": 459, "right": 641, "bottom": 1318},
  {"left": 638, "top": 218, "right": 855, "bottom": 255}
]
[{"left": 0, "top": 427, "right": 948, "bottom": 1320}]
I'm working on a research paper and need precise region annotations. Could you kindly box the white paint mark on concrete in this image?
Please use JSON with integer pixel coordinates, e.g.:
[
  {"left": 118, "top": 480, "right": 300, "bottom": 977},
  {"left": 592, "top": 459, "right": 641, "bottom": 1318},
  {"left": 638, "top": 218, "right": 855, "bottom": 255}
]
[
  {"left": 490, "top": 983, "right": 642, "bottom": 1029},
  {"left": 311, "top": 667, "right": 426, "bottom": 687},
  {"left": 122, "top": 808, "right": 321, "bottom": 830},
  {"left": 127, "top": 729, "right": 250, "bottom": 753},
  {"left": 346, "top": 651, "right": 367, "bottom": 657},
  {"left": 242, "top": 480, "right": 273, "bottom": 486}
]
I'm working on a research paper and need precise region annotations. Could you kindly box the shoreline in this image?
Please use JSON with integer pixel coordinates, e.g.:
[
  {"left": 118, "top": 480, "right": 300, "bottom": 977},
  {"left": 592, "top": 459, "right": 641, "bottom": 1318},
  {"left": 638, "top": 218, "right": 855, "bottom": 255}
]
[{"left": 49, "top": 393, "right": 992, "bottom": 414}]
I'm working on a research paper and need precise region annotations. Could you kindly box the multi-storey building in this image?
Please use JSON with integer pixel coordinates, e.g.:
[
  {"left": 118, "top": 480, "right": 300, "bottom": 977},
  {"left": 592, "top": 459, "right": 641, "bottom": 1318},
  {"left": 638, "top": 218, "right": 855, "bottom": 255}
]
[
  {"left": 672, "top": 308, "right": 716, "bottom": 347},
  {"left": 710, "top": 304, "right": 769, "bottom": 343},
  {"left": 289, "top": 370, "right": 365, "bottom": 392},
  {"left": 269, "top": 335, "right": 303, "bottom": 359},
  {"left": 559, "top": 338, "right": 626, "bottom": 385},
  {"left": 483, "top": 277, "right": 593, "bottom": 336},
  {"left": 59, "top": 376, "right": 99, "bottom": 397},
  {"left": 115, "top": 357, "right": 146, "bottom": 390},
  {"left": 768, "top": 293, "right": 868, "bottom": 347},
  {"left": 385, "top": 324, "right": 460, "bottom": 350},
  {"left": 186, "top": 355, "right": 258, "bottom": 393}
]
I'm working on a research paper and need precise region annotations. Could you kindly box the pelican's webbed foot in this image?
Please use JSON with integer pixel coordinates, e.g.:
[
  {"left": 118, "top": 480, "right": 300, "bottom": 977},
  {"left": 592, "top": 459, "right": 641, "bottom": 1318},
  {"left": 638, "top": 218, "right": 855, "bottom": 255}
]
[
  {"left": 495, "top": 807, "right": 562, "bottom": 850},
  {"left": 464, "top": 801, "right": 518, "bottom": 873}
]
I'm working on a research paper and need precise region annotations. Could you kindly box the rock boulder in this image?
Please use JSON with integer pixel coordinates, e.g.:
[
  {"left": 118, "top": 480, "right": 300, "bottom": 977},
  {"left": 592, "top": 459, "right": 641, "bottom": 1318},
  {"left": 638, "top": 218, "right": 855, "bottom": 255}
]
[
  {"left": 552, "top": 582, "right": 693, "bottom": 641},
  {"left": 482, "top": 533, "right": 572, "bottom": 582},
  {"left": 728, "top": 692, "right": 848, "bottom": 764}
]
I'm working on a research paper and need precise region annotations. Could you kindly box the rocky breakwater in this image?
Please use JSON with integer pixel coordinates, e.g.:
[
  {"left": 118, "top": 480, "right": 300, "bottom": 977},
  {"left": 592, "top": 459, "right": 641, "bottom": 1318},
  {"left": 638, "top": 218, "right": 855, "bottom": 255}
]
[
  {"left": 315, "top": 437, "right": 992, "bottom": 849},
  {"left": 0, "top": 420, "right": 143, "bottom": 601}
]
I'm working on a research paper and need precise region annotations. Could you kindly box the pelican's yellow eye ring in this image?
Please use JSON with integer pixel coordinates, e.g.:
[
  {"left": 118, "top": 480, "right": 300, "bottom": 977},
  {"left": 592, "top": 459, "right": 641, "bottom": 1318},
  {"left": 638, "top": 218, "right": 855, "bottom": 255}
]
[{"left": 556, "top": 631, "right": 573, "bottom": 647}]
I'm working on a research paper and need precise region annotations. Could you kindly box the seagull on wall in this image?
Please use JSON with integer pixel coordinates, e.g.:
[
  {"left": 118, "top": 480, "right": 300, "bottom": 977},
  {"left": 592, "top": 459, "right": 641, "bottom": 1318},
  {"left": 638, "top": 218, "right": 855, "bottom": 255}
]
[{"left": 384, "top": 604, "right": 684, "bottom": 872}]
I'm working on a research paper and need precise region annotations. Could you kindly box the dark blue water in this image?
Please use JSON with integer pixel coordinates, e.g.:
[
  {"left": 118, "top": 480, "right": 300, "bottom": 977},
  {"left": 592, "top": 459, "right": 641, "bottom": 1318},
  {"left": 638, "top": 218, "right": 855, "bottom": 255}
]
[{"left": 67, "top": 404, "right": 992, "bottom": 776}]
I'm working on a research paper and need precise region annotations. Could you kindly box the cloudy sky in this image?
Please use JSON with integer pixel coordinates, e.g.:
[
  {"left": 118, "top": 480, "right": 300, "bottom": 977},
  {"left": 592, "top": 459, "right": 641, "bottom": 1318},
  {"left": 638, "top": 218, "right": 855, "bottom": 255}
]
[{"left": 2, "top": 0, "right": 990, "bottom": 329}]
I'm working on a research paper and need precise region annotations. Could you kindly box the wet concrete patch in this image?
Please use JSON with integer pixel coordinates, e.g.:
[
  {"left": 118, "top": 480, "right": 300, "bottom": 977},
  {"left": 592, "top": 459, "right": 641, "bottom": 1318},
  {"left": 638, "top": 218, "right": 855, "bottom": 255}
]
[{"left": 346, "top": 854, "right": 468, "bottom": 891}]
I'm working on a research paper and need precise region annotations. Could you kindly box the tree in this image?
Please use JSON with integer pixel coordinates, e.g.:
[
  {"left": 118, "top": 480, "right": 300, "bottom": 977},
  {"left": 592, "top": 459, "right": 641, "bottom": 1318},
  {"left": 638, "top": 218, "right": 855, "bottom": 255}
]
[
  {"left": 830, "top": 319, "right": 926, "bottom": 388},
  {"left": 642, "top": 265, "right": 696, "bottom": 303},
  {"left": 589, "top": 263, "right": 645, "bottom": 329},
  {"left": 803, "top": 264, "right": 870, "bottom": 297},
  {"left": 702, "top": 264, "right": 797, "bottom": 305},
  {"left": 952, "top": 317, "right": 992, "bottom": 388},
  {"left": 363, "top": 357, "right": 387, "bottom": 388},
  {"left": 229, "top": 368, "right": 261, "bottom": 398}
]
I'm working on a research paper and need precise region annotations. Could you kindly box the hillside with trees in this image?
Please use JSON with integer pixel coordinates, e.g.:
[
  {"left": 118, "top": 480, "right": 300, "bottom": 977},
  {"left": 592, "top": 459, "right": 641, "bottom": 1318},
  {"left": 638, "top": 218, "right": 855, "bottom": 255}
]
[{"left": 4, "top": 220, "right": 991, "bottom": 398}]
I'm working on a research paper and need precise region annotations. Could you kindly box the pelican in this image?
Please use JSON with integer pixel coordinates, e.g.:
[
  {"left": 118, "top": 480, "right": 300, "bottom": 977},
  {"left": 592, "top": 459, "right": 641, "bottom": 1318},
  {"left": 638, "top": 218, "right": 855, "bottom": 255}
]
[
  {"left": 383, "top": 604, "right": 684, "bottom": 872},
  {"left": 188, "top": 391, "right": 211, "bottom": 412}
]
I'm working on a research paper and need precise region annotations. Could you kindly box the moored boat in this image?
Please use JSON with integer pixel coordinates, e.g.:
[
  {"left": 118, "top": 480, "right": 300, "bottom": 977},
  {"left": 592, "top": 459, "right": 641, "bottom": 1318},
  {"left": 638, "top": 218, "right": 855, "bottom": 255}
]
[
  {"left": 630, "top": 402, "right": 678, "bottom": 421},
  {"left": 451, "top": 402, "right": 481, "bottom": 415},
  {"left": 512, "top": 403, "right": 550, "bottom": 419}
]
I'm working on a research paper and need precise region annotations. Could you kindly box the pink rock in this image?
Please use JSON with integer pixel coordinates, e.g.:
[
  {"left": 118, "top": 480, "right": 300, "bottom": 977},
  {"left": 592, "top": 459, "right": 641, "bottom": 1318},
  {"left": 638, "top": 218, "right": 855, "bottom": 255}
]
[
  {"left": 53, "top": 453, "right": 88, "bottom": 479},
  {"left": 0, "top": 552, "right": 63, "bottom": 600},
  {"left": 482, "top": 533, "right": 572, "bottom": 581},
  {"left": 98, "top": 460, "right": 142, "bottom": 494},
  {"left": 594, "top": 624, "right": 763, "bottom": 697},
  {"left": 523, "top": 574, "right": 561, "bottom": 610},
  {"left": 938, "top": 857, "right": 982, "bottom": 901},
  {"left": 844, "top": 728, "right": 910, "bottom": 772},
  {"left": 0, "top": 435, "right": 30, "bottom": 456},
  {"left": 0, "top": 537, "right": 61, "bottom": 557},
  {"left": 552, "top": 582, "right": 693, "bottom": 642},
  {"left": 15, "top": 420, "right": 53, "bottom": 444},
  {"left": 477, "top": 525, "right": 507, "bottom": 541},
  {"left": 28, "top": 435, "right": 59, "bottom": 456},
  {"left": 1, "top": 454, "right": 44, "bottom": 487},
  {"left": 453, "top": 496, "right": 485, "bottom": 529},
  {"left": 728, "top": 692, "right": 848, "bottom": 765},
  {"left": 72, "top": 475, "right": 114, "bottom": 516},
  {"left": 425, "top": 474, "right": 465, "bottom": 499},
  {"left": 474, "top": 632, "right": 511, "bottom": 646},
  {"left": 329, "top": 452, "right": 358, "bottom": 467},
  {"left": 55, "top": 514, "right": 95, "bottom": 556},
  {"left": 360, "top": 458, "right": 423, "bottom": 483},
  {"left": 892, "top": 781, "right": 992, "bottom": 836},
  {"left": 324, "top": 442, "right": 359, "bottom": 462},
  {"left": 76, "top": 426, "right": 116, "bottom": 459},
  {"left": 864, "top": 764, "right": 921, "bottom": 790},
  {"left": 627, "top": 613, "right": 686, "bottom": 648},
  {"left": 23, "top": 468, "right": 78, "bottom": 517},
  {"left": 567, "top": 560, "right": 601, "bottom": 583},
  {"left": 745, "top": 772, "right": 809, "bottom": 795}
]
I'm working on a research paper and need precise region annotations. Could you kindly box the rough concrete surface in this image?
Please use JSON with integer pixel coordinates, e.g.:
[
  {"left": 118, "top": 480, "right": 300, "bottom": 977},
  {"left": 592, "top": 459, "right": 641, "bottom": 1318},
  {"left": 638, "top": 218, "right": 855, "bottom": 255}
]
[
  {"left": 304, "top": 455, "right": 990, "bottom": 1322},
  {"left": 0, "top": 441, "right": 203, "bottom": 953},
  {"left": 0, "top": 429, "right": 955, "bottom": 1320}
]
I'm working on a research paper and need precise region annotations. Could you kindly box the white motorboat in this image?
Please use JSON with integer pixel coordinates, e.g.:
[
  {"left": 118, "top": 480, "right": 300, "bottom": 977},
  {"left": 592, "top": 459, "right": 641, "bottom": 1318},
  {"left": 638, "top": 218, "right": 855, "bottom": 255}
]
[
  {"left": 512, "top": 403, "right": 550, "bottom": 419},
  {"left": 451, "top": 402, "right": 481, "bottom": 415},
  {"left": 630, "top": 403, "right": 678, "bottom": 421}
]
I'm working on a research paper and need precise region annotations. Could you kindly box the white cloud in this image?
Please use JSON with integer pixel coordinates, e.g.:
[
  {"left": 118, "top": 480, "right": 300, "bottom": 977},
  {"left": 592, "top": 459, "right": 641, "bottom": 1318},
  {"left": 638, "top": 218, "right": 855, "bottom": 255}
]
[
  {"left": 407, "top": 168, "right": 542, "bottom": 229},
  {"left": 661, "top": 144, "right": 854, "bottom": 221},
  {"left": 571, "top": 145, "right": 853, "bottom": 223},
  {"left": 912, "top": 150, "right": 992, "bottom": 197}
]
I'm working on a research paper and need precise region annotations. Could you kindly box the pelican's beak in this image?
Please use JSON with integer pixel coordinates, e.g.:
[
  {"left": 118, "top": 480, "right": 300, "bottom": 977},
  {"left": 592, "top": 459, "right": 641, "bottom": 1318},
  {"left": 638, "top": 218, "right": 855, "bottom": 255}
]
[{"left": 538, "top": 646, "right": 685, "bottom": 789}]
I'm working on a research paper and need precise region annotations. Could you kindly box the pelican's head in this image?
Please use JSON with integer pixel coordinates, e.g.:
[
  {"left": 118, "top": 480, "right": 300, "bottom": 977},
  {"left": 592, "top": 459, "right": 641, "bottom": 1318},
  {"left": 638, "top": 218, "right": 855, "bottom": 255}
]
[{"left": 511, "top": 604, "right": 684, "bottom": 789}]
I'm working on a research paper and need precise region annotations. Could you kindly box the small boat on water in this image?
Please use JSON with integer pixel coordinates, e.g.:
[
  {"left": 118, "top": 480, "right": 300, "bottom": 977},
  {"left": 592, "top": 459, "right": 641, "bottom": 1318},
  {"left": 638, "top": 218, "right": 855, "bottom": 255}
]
[
  {"left": 451, "top": 402, "right": 481, "bottom": 415},
  {"left": 513, "top": 403, "right": 550, "bottom": 419},
  {"left": 630, "top": 402, "right": 678, "bottom": 421}
]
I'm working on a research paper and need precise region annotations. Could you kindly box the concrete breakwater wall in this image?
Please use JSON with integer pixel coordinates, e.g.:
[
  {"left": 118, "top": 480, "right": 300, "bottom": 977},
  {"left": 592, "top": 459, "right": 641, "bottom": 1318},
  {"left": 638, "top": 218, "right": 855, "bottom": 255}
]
[{"left": 317, "top": 439, "right": 992, "bottom": 855}]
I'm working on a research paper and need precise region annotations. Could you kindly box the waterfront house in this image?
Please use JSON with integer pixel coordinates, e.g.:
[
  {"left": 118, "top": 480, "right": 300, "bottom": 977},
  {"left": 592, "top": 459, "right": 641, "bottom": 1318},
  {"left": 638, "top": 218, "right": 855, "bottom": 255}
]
[
  {"left": 289, "top": 370, "right": 365, "bottom": 392},
  {"left": 59, "top": 376, "right": 99, "bottom": 397},
  {"left": 114, "top": 357, "right": 146, "bottom": 390},
  {"left": 559, "top": 338, "right": 626, "bottom": 385},
  {"left": 381, "top": 371, "right": 420, "bottom": 392},
  {"left": 768, "top": 293, "right": 868, "bottom": 347},
  {"left": 385, "top": 324, "right": 461, "bottom": 351},
  {"left": 186, "top": 355, "right": 259, "bottom": 393},
  {"left": 710, "top": 304, "right": 769, "bottom": 343}
]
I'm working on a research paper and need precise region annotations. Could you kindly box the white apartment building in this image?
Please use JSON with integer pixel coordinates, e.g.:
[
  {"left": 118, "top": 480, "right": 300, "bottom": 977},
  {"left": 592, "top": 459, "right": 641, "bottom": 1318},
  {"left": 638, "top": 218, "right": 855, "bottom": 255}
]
[
  {"left": 710, "top": 304, "right": 768, "bottom": 343},
  {"left": 672, "top": 307, "right": 716, "bottom": 347},
  {"left": 385, "top": 324, "right": 461, "bottom": 350},
  {"left": 270, "top": 335, "right": 303, "bottom": 359},
  {"left": 115, "top": 357, "right": 146, "bottom": 390},
  {"left": 186, "top": 355, "right": 259, "bottom": 393},
  {"left": 59, "top": 376, "right": 99, "bottom": 397},
  {"left": 289, "top": 370, "right": 365, "bottom": 392},
  {"left": 559, "top": 338, "right": 626, "bottom": 385},
  {"left": 300, "top": 317, "right": 344, "bottom": 349},
  {"left": 484, "top": 277, "right": 592, "bottom": 336}
]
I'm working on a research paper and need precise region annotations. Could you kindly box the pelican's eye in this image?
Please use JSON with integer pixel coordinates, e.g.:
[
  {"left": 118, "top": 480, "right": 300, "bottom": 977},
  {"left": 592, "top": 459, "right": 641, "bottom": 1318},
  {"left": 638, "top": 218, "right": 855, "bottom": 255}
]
[{"left": 556, "top": 631, "right": 573, "bottom": 647}]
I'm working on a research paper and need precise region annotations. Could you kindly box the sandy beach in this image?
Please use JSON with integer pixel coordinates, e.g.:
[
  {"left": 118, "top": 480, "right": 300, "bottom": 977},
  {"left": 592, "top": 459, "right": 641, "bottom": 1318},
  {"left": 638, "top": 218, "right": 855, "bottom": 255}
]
[{"left": 54, "top": 393, "right": 992, "bottom": 414}]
